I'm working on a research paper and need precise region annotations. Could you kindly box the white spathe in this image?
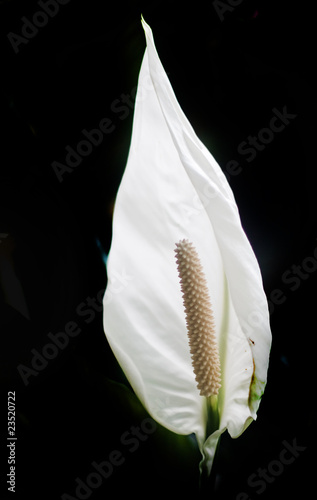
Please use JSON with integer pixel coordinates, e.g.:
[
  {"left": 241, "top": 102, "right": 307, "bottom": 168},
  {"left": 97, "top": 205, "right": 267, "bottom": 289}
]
[{"left": 103, "top": 17, "right": 271, "bottom": 475}]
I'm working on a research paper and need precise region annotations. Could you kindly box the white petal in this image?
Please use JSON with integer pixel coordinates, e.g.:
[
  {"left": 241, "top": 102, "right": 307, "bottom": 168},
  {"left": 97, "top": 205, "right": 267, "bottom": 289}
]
[
  {"left": 103, "top": 17, "right": 271, "bottom": 470},
  {"left": 141, "top": 18, "right": 271, "bottom": 419},
  {"left": 200, "top": 428, "right": 225, "bottom": 478},
  {"left": 104, "top": 35, "right": 224, "bottom": 444},
  {"left": 215, "top": 281, "right": 252, "bottom": 433}
]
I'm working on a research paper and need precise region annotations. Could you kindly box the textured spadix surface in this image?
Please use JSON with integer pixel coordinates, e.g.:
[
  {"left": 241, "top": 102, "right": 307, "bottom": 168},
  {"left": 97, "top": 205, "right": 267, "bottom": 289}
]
[
  {"left": 175, "top": 239, "right": 221, "bottom": 397},
  {"left": 103, "top": 17, "right": 271, "bottom": 475}
]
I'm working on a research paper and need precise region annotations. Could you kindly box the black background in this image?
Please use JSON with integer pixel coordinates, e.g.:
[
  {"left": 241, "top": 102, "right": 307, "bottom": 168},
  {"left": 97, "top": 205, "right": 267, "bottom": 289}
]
[{"left": 0, "top": 1, "right": 315, "bottom": 499}]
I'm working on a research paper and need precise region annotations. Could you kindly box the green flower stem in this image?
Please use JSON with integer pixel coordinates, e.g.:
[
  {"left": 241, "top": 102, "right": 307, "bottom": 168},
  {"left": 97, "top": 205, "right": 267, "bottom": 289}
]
[
  {"left": 199, "top": 395, "right": 221, "bottom": 494},
  {"left": 206, "top": 394, "right": 219, "bottom": 437}
]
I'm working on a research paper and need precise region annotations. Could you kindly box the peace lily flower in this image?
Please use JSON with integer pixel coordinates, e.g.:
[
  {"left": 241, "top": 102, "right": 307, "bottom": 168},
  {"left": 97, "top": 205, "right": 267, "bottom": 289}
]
[{"left": 103, "top": 17, "right": 271, "bottom": 479}]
